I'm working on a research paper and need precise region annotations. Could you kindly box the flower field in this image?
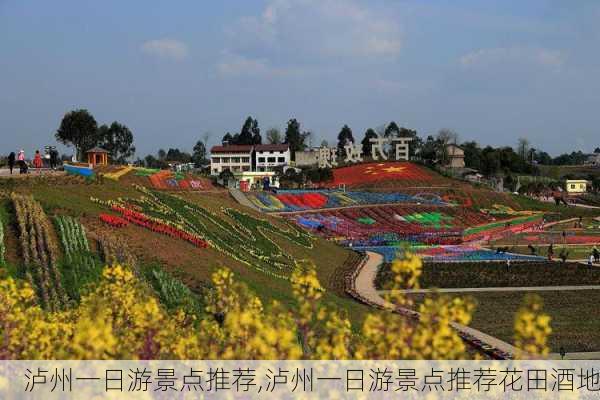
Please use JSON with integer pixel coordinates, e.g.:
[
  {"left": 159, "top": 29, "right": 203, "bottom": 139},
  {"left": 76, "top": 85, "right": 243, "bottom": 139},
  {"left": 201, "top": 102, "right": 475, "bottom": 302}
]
[
  {"left": 54, "top": 215, "right": 103, "bottom": 301},
  {"left": 247, "top": 189, "right": 445, "bottom": 212},
  {"left": 102, "top": 165, "right": 134, "bottom": 181},
  {"left": 148, "top": 170, "right": 214, "bottom": 191},
  {"left": 287, "top": 204, "right": 494, "bottom": 245},
  {"left": 11, "top": 194, "right": 67, "bottom": 310},
  {"left": 93, "top": 186, "right": 314, "bottom": 279},
  {"left": 0, "top": 213, "right": 5, "bottom": 267},
  {"left": 358, "top": 244, "right": 545, "bottom": 263},
  {"left": 327, "top": 162, "right": 449, "bottom": 188}
]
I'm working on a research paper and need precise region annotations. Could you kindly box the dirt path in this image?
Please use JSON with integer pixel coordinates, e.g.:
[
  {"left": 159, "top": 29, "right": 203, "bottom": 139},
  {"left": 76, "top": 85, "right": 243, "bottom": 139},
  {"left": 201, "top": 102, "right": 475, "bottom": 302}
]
[{"left": 354, "top": 251, "right": 521, "bottom": 358}]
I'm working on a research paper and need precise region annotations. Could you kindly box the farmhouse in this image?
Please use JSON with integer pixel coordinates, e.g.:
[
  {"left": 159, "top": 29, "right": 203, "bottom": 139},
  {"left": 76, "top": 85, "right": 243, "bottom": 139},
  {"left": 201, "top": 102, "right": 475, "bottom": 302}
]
[
  {"left": 254, "top": 144, "right": 290, "bottom": 172},
  {"left": 445, "top": 144, "right": 465, "bottom": 169},
  {"left": 565, "top": 179, "right": 588, "bottom": 194},
  {"left": 210, "top": 145, "right": 253, "bottom": 175}
]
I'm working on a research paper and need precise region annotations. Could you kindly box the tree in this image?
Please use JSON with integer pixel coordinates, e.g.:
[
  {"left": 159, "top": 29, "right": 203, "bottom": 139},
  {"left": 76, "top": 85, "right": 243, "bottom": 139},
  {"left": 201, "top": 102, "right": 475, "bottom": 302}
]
[
  {"left": 158, "top": 149, "right": 166, "bottom": 160},
  {"left": 398, "top": 127, "right": 422, "bottom": 158},
  {"left": 336, "top": 125, "right": 354, "bottom": 157},
  {"left": 250, "top": 118, "right": 261, "bottom": 145},
  {"left": 361, "top": 128, "right": 378, "bottom": 157},
  {"left": 222, "top": 133, "right": 233, "bottom": 145},
  {"left": 55, "top": 109, "right": 99, "bottom": 161},
  {"left": 436, "top": 129, "right": 458, "bottom": 165},
  {"left": 595, "top": 147, "right": 600, "bottom": 154},
  {"left": 266, "top": 128, "right": 282, "bottom": 144},
  {"left": 516, "top": 138, "right": 530, "bottom": 162},
  {"left": 97, "top": 122, "right": 135, "bottom": 164},
  {"left": 284, "top": 119, "right": 308, "bottom": 160},
  {"left": 192, "top": 141, "right": 207, "bottom": 167},
  {"left": 384, "top": 121, "right": 400, "bottom": 138},
  {"left": 462, "top": 141, "right": 482, "bottom": 170},
  {"left": 238, "top": 116, "right": 255, "bottom": 145},
  {"left": 420, "top": 135, "right": 437, "bottom": 164}
]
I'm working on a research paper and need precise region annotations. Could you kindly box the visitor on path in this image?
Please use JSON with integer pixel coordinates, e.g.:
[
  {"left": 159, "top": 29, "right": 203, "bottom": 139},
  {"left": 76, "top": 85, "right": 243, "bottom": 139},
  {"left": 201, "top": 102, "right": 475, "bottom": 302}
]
[
  {"left": 548, "top": 244, "right": 554, "bottom": 261},
  {"left": 17, "top": 150, "right": 27, "bottom": 174},
  {"left": 593, "top": 246, "right": 599, "bottom": 263},
  {"left": 589, "top": 254, "right": 594, "bottom": 267},
  {"left": 49, "top": 149, "right": 58, "bottom": 169},
  {"left": 8, "top": 152, "right": 16, "bottom": 174},
  {"left": 33, "top": 150, "right": 43, "bottom": 170},
  {"left": 506, "top": 259, "right": 511, "bottom": 271}
]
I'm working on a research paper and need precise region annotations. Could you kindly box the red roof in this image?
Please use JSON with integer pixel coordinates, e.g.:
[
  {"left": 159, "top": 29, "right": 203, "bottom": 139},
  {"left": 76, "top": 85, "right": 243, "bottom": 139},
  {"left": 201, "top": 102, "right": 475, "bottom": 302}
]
[
  {"left": 210, "top": 145, "right": 254, "bottom": 153},
  {"left": 254, "top": 144, "right": 289, "bottom": 152}
]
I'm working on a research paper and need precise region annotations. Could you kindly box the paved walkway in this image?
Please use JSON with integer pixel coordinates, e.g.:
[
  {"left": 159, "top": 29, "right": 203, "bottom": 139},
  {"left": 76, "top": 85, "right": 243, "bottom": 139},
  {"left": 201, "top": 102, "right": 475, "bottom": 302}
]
[
  {"left": 379, "top": 285, "right": 600, "bottom": 295},
  {"left": 228, "top": 188, "right": 260, "bottom": 211},
  {"left": 354, "top": 251, "right": 521, "bottom": 357}
]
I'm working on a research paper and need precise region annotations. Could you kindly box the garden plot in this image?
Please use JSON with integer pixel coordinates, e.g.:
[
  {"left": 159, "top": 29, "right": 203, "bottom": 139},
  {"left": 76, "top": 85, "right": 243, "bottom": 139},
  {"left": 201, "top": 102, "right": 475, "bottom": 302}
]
[
  {"left": 246, "top": 189, "right": 444, "bottom": 212},
  {"left": 94, "top": 186, "right": 314, "bottom": 280}
]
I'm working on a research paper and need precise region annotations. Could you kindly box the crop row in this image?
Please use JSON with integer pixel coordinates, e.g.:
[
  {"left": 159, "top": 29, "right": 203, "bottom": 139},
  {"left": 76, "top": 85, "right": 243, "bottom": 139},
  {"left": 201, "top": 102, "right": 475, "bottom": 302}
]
[
  {"left": 93, "top": 186, "right": 314, "bottom": 279},
  {"left": 54, "top": 216, "right": 90, "bottom": 261},
  {"left": 247, "top": 190, "right": 444, "bottom": 212},
  {"left": 0, "top": 216, "right": 5, "bottom": 267},
  {"left": 289, "top": 204, "right": 493, "bottom": 245},
  {"left": 11, "top": 193, "right": 66, "bottom": 310}
]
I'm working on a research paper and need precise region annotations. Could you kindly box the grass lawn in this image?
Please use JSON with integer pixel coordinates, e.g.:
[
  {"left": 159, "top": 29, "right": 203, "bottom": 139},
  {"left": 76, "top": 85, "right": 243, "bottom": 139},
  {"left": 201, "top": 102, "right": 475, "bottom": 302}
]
[
  {"left": 376, "top": 261, "right": 600, "bottom": 290},
  {"left": 509, "top": 244, "right": 599, "bottom": 260},
  {"left": 407, "top": 290, "right": 600, "bottom": 353}
]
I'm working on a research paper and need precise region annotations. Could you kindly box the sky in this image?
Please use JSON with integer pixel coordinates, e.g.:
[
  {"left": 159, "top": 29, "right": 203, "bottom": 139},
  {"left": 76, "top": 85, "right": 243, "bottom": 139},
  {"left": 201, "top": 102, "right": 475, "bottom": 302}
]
[{"left": 1, "top": 0, "right": 599, "bottom": 158}]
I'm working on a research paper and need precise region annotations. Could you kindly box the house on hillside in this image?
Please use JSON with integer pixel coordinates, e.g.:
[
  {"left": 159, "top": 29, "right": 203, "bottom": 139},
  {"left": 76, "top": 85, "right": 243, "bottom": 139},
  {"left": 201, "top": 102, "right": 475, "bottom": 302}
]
[
  {"left": 565, "top": 179, "right": 589, "bottom": 194},
  {"left": 294, "top": 148, "right": 320, "bottom": 167},
  {"left": 585, "top": 153, "right": 600, "bottom": 166},
  {"left": 210, "top": 145, "right": 253, "bottom": 175},
  {"left": 254, "top": 144, "right": 290, "bottom": 172},
  {"left": 445, "top": 144, "right": 465, "bottom": 169}
]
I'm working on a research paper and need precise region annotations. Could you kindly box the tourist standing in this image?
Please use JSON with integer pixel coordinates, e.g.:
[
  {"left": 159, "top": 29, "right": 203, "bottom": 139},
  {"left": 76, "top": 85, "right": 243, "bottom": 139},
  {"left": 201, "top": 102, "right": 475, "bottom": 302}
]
[
  {"left": 49, "top": 149, "right": 58, "bottom": 170},
  {"left": 548, "top": 244, "right": 554, "bottom": 261},
  {"left": 593, "top": 246, "right": 599, "bottom": 263},
  {"left": 33, "top": 150, "right": 43, "bottom": 170},
  {"left": 17, "top": 150, "right": 26, "bottom": 174},
  {"left": 589, "top": 254, "right": 594, "bottom": 268},
  {"left": 8, "top": 152, "right": 15, "bottom": 174}
]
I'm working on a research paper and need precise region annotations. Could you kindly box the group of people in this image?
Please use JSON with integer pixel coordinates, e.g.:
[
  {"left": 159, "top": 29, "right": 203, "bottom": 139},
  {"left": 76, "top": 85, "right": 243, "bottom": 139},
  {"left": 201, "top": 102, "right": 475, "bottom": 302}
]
[{"left": 6, "top": 149, "right": 59, "bottom": 174}]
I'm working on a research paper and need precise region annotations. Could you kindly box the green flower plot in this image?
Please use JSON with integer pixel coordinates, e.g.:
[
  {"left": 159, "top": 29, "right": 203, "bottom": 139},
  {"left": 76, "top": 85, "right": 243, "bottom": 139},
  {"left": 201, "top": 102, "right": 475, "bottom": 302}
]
[
  {"left": 107, "top": 187, "right": 314, "bottom": 280},
  {"left": 403, "top": 212, "right": 454, "bottom": 230}
]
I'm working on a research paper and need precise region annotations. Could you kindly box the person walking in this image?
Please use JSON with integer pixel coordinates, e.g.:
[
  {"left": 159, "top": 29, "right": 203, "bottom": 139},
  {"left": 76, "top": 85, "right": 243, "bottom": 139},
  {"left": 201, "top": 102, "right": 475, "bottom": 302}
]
[
  {"left": 17, "top": 150, "right": 26, "bottom": 174},
  {"left": 548, "top": 244, "right": 554, "bottom": 261},
  {"left": 589, "top": 253, "right": 594, "bottom": 268},
  {"left": 49, "top": 149, "right": 58, "bottom": 170},
  {"left": 33, "top": 150, "right": 43, "bottom": 170},
  {"left": 7, "top": 152, "right": 16, "bottom": 174},
  {"left": 593, "top": 246, "right": 599, "bottom": 263}
]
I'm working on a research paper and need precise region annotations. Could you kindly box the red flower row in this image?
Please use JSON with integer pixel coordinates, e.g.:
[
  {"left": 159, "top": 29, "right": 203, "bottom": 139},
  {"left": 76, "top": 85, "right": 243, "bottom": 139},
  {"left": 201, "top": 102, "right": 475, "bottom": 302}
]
[
  {"left": 276, "top": 193, "right": 328, "bottom": 209},
  {"left": 99, "top": 213, "right": 129, "bottom": 228},
  {"left": 110, "top": 205, "right": 209, "bottom": 248}
]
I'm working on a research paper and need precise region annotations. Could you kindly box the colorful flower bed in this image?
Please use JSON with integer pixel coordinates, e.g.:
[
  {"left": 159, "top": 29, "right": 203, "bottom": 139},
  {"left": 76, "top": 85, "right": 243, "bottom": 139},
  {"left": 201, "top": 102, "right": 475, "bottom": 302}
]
[
  {"left": 99, "top": 213, "right": 129, "bottom": 228},
  {"left": 247, "top": 189, "right": 444, "bottom": 212},
  {"left": 148, "top": 170, "right": 214, "bottom": 191},
  {"left": 462, "top": 214, "right": 544, "bottom": 242},
  {"left": 102, "top": 166, "right": 134, "bottom": 181},
  {"left": 288, "top": 204, "right": 493, "bottom": 245},
  {"left": 520, "top": 232, "right": 600, "bottom": 245},
  {"left": 327, "top": 162, "right": 443, "bottom": 188},
  {"left": 92, "top": 186, "right": 313, "bottom": 279},
  {"left": 357, "top": 244, "right": 545, "bottom": 263}
]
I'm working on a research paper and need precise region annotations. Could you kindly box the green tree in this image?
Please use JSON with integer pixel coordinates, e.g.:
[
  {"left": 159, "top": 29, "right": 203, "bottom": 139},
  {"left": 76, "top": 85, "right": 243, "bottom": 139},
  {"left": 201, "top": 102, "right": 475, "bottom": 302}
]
[
  {"left": 97, "top": 122, "right": 135, "bottom": 164},
  {"left": 238, "top": 116, "right": 258, "bottom": 145},
  {"left": 192, "top": 141, "right": 207, "bottom": 167},
  {"left": 221, "top": 133, "right": 233, "bottom": 145},
  {"left": 462, "top": 141, "right": 482, "bottom": 170},
  {"left": 420, "top": 135, "right": 437, "bottom": 164},
  {"left": 55, "top": 109, "right": 99, "bottom": 160},
  {"left": 398, "top": 127, "right": 422, "bottom": 158},
  {"left": 336, "top": 124, "right": 354, "bottom": 157},
  {"left": 266, "top": 128, "right": 282, "bottom": 144},
  {"left": 284, "top": 119, "right": 308, "bottom": 160},
  {"left": 384, "top": 121, "right": 400, "bottom": 138},
  {"left": 361, "top": 128, "right": 378, "bottom": 156}
]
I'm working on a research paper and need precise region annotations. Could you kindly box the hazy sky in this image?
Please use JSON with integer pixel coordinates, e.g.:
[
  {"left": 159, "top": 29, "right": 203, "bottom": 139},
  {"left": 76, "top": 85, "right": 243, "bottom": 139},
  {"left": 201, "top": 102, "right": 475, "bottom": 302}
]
[{"left": 2, "top": 0, "right": 599, "bottom": 158}]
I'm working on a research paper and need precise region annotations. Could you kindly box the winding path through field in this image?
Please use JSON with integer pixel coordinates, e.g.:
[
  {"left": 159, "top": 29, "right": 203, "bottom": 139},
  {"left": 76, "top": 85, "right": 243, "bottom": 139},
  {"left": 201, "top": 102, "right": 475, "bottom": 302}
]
[
  {"left": 354, "top": 251, "right": 521, "bottom": 357},
  {"left": 379, "top": 285, "right": 600, "bottom": 295}
]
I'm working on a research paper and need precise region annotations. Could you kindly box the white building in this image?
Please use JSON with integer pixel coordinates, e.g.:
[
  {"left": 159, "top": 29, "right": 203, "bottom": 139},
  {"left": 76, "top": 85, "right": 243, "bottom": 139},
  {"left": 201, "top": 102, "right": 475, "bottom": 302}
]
[
  {"left": 254, "top": 144, "right": 290, "bottom": 172},
  {"left": 210, "top": 145, "right": 253, "bottom": 175}
]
